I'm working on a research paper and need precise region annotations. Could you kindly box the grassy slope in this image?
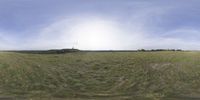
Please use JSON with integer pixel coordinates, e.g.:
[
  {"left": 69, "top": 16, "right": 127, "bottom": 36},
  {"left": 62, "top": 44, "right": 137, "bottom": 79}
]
[{"left": 0, "top": 51, "right": 200, "bottom": 99}]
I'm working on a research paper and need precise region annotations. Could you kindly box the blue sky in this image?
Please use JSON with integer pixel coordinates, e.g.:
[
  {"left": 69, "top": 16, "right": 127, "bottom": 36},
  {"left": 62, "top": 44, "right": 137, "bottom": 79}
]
[{"left": 0, "top": 0, "right": 200, "bottom": 50}]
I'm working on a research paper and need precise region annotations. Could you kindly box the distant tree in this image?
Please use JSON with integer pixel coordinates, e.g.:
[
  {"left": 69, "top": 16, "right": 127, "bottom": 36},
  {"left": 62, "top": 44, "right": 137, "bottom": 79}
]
[
  {"left": 176, "top": 49, "right": 182, "bottom": 51},
  {"left": 138, "top": 49, "right": 146, "bottom": 52}
]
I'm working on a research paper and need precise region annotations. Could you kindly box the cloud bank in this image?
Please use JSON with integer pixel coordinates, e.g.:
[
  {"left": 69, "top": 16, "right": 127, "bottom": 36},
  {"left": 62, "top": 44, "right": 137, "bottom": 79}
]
[
  {"left": 11, "top": 15, "right": 200, "bottom": 50},
  {"left": 0, "top": 0, "right": 200, "bottom": 50}
]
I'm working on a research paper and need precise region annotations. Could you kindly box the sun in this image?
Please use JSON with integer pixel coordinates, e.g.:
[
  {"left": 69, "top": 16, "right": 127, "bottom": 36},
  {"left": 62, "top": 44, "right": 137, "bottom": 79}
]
[{"left": 70, "top": 18, "right": 118, "bottom": 50}]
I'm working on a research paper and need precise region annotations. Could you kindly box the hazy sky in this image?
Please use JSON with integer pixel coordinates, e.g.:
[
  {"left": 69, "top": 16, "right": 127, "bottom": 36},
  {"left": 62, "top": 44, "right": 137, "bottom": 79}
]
[{"left": 0, "top": 0, "right": 200, "bottom": 50}]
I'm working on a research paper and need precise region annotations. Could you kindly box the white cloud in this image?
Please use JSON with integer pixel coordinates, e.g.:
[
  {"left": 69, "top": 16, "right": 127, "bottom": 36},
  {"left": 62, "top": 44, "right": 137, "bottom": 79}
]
[
  {"left": 0, "top": 32, "right": 18, "bottom": 50},
  {"left": 16, "top": 14, "right": 200, "bottom": 50},
  {"left": 1, "top": 2, "right": 200, "bottom": 50},
  {"left": 22, "top": 16, "right": 126, "bottom": 50}
]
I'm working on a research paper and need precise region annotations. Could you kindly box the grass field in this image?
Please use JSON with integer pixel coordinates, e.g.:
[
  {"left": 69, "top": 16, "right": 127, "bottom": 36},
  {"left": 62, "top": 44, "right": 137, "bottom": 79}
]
[{"left": 0, "top": 51, "right": 200, "bottom": 100}]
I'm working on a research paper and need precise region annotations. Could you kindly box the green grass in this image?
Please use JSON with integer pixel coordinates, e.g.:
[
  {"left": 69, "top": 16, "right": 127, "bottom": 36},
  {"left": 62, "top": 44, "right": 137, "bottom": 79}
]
[{"left": 0, "top": 51, "right": 200, "bottom": 100}]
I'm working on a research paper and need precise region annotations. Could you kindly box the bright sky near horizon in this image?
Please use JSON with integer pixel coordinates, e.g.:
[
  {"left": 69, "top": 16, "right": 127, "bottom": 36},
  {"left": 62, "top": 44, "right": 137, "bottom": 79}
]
[{"left": 0, "top": 0, "right": 200, "bottom": 50}]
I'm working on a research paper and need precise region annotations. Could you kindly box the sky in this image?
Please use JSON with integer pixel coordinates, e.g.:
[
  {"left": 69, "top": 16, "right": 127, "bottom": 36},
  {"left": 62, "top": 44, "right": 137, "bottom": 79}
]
[{"left": 0, "top": 0, "right": 200, "bottom": 50}]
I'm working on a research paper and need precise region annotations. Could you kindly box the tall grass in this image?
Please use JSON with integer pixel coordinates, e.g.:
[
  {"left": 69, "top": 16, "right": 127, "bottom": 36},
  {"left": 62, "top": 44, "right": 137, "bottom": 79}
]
[{"left": 0, "top": 51, "right": 200, "bottom": 99}]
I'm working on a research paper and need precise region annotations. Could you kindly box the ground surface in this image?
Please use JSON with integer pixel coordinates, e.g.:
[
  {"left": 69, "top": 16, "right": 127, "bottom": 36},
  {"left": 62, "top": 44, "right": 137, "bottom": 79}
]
[{"left": 0, "top": 51, "right": 200, "bottom": 100}]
